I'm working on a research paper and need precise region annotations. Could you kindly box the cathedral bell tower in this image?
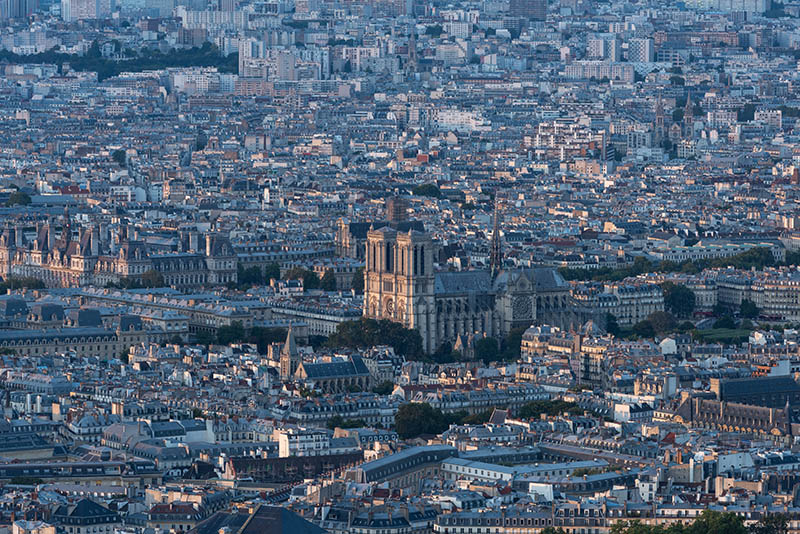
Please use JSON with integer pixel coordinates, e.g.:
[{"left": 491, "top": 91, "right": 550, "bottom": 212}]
[{"left": 363, "top": 227, "right": 436, "bottom": 353}]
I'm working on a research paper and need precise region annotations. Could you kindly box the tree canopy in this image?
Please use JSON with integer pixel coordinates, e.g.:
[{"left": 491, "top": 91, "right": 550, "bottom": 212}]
[
  {"left": 352, "top": 266, "right": 365, "bottom": 293},
  {"left": 0, "top": 276, "right": 45, "bottom": 291},
  {"left": 661, "top": 282, "right": 696, "bottom": 317},
  {"left": 195, "top": 321, "right": 286, "bottom": 352},
  {"left": 320, "top": 269, "right": 337, "bottom": 291},
  {"left": 6, "top": 191, "right": 31, "bottom": 206},
  {"left": 518, "top": 399, "right": 582, "bottom": 419},
  {"left": 0, "top": 42, "right": 238, "bottom": 82},
  {"left": 740, "top": 299, "right": 760, "bottom": 319},
  {"left": 394, "top": 402, "right": 449, "bottom": 439},
  {"left": 412, "top": 183, "right": 441, "bottom": 198},
  {"left": 610, "top": 511, "right": 749, "bottom": 534},
  {"left": 327, "top": 318, "right": 423, "bottom": 358},
  {"left": 559, "top": 248, "right": 777, "bottom": 283},
  {"left": 284, "top": 267, "right": 320, "bottom": 290}
]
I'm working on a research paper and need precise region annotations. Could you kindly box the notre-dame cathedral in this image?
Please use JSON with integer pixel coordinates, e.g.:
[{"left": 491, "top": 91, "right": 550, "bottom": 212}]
[{"left": 362, "top": 216, "right": 577, "bottom": 354}]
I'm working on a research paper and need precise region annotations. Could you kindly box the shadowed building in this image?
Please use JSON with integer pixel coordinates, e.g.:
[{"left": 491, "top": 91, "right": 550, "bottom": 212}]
[
  {"left": 294, "top": 355, "right": 372, "bottom": 393},
  {"left": 189, "top": 505, "right": 326, "bottom": 534},
  {"left": 710, "top": 376, "right": 800, "bottom": 408},
  {"left": 510, "top": 0, "right": 546, "bottom": 19},
  {"left": 674, "top": 393, "right": 794, "bottom": 441}
]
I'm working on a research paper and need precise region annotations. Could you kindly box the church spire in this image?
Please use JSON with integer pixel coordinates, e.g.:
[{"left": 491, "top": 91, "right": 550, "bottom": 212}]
[
  {"left": 406, "top": 23, "right": 417, "bottom": 74},
  {"left": 489, "top": 198, "right": 503, "bottom": 277},
  {"left": 654, "top": 92, "right": 665, "bottom": 143},
  {"left": 683, "top": 92, "right": 694, "bottom": 139}
]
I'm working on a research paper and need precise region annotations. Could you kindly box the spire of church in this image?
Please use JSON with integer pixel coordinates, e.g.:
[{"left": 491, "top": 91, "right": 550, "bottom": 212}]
[
  {"left": 654, "top": 93, "right": 665, "bottom": 143},
  {"left": 684, "top": 92, "right": 693, "bottom": 119},
  {"left": 279, "top": 325, "right": 299, "bottom": 381},
  {"left": 489, "top": 198, "right": 503, "bottom": 277},
  {"left": 281, "top": 325, "right": 297, "bottom": 358},
  {"left": 407, "top": 23, "right": 417, "bottom": 74},
  {"left": 683, "top": 92, "right": 694, "bottom": 139}
]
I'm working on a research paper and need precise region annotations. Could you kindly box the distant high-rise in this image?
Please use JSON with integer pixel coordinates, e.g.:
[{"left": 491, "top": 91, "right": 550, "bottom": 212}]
[
  {"left": 509, "top": 0, "right": 546, "bottom": 20},
  {"left": 61, "top": 0, "right": 112, "bottom": 21},
  {"left": 628, "top": 37, "right": 654, "bottom": 62},
  {"left": 0, "top": 0, "right": 37, "bottom": 19},
  {"left": 587, "top": 34, "right": 621, "bottom": 62}
]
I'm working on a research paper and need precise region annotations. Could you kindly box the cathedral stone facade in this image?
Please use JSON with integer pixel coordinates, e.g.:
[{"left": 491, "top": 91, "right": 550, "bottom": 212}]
[{"left": 363, "top": 227, "right": 575, "bottom": 353}]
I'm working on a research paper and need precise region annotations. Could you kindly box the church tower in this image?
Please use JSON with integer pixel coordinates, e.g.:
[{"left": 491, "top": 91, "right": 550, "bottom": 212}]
[
  {"left": 279, "top": 326, "right": 300, "bottom": 381},
  {"left": 489, "top": 200, "right": 503, "bottom": 277},
  {"left": 406, "top": 24, "right": 418, "bottom": 75},
  {"left": 654, "top": 94, "right": 665, "bottom": 144},
  {"left": 363, "top": 227, "right": 436, "bottom": 353},
  {"left": 683, "top": 93, "right": 694, "bottom": 139}
]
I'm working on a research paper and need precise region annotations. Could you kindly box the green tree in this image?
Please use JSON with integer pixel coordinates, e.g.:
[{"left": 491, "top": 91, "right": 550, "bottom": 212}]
[
  {"left": 0, "top": 43, "right": 239, "bottom": 82},
  {"left": 237, "top": 264, "right": 265, "bottom": 287},
  {"left": 606, "top": 313, "right": 620, "bottom": 336},
  {"left": 284, "top": 267, "right": 320, "bottom": 290},
  {"left": 87, "top": 39, "right": 101, "bottom": 58},
  {"left": 740, "top": 299, "right": 760, "bottom": 319},
  {"left": 738, "top": 103, "right": 757, "bottom": 122},
  {"left": 195, "top": 130, "right": 208, "bottom": 151},
  {"left": 327, "top": 318, "right": 423, "bottom": 358},
  {"left": 327, "top": 416, "right": 366, "bottom": 429},
  {"left": 352, "top": 266, "right": 365, "bottom": 293},
  {"left": 475, "top": 337, "right": 500, "bottom": 363},
  {"left": 372, "top": 380, "right": 395, "bottom": 395},
  {"left": 459, "top": 409, "right": 494, "bottom": 425},
  {"left": 195, "top": 330, "right": 215, "bottom": 345},
  {"left": 320, "top": 269, "right": 337, "bottom": 291},
  {"left": 661, "top": 282, "right": 696, "bottom": 317},
  {"left": 647, "top": 311, "right": 677, "bottom": 335},
  {"left": 518, "top": 399, "right": 582, "bottom": 419},
  {"left": 412, "top": 183, "right": 441, "bottom": 198},
  {"left": 247, "top": 326, "right": 287, "bottom": 353},
  {"left": 0, "top": 276, "right": 45, "bottom": 291},
  {"left": 217, "top": 321, "right": 246, "bottom": 345},
  {"left": 394, "top": 402, "right": 448, "bottom": 439},
  {"left": 6, "top": 191, "right": 31, "bottom": 206},
  {"left": 711, "top": 247, "right": 774, "bottom": 270},
  {"left": 264, "top": 262, "right": 280, "bottom": 282},
  {"left": 633, "top": 320, "right": 656, "bottom": 338},
  {"left": 430, "top": 342, "right": 458, "bottom": 363},
  {"left": 111, "top": 149, "right": 126, "bottom": 167},
  {"left": 500, "top": 326, "right": 527, "bottom": 361},
  {"left": 750, "top": 514, "right": 789, "bottom": 534},
  {"left": 690, "top": 510, "right": 747, "bottom": 534},
  {"left": 714, "top": 315, "right": 736, "bottom": 329},
  {"left": 425, "top": 24, "right": 443, "bottom": 37}
]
